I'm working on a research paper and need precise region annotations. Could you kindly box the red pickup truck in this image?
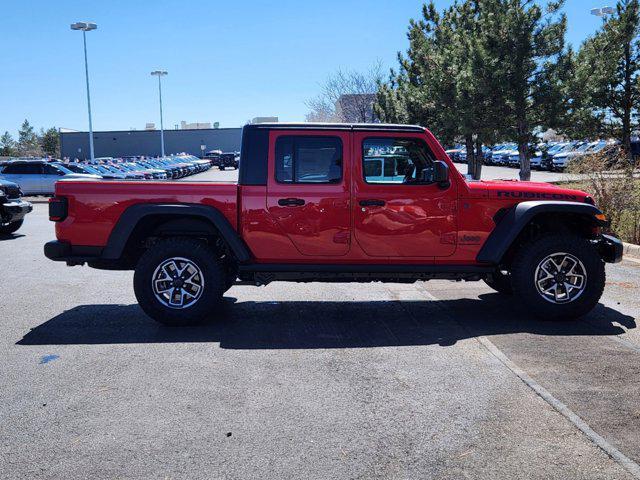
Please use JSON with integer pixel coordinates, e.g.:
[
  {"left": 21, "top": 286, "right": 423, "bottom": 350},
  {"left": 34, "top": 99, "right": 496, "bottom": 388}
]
[{"left": 45, "top": 123, "right": 622, "bottom": 325}]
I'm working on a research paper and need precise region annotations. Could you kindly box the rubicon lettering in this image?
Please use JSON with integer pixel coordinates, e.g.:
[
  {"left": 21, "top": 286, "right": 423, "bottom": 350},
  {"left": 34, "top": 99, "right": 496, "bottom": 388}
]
[{"left": 496, "top": 191, "right": 579, "bottom": 201}]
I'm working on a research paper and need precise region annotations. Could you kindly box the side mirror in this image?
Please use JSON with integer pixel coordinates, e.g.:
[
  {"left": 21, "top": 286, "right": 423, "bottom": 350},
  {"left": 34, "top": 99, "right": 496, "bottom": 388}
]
[{"left": 421, "top": 160, "right": 450, "bottom": 188}]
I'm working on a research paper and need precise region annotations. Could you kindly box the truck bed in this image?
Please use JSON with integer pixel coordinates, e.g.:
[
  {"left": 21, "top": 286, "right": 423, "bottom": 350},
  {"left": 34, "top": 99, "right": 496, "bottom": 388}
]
[{"left": 54, "top": 180, "right": 239, "bottom": 247}]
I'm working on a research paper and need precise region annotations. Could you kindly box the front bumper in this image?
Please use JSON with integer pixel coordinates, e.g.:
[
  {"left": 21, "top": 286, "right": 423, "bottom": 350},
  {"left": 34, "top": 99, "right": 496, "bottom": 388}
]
[
  {"left": 596, "top": 234, "right": 623, "bottom": 263},
  {"left": 1, "top": 199, "right": 33, "bottom": 223}
]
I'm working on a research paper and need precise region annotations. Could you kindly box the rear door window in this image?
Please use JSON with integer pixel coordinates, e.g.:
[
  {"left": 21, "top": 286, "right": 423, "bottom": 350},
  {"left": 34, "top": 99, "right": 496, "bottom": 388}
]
[
  {"left": 2, "top": 163, "right": 42, "bottom": 174},
  {"left": 275, "top": 136, "right": 342, "bottom": 184}
]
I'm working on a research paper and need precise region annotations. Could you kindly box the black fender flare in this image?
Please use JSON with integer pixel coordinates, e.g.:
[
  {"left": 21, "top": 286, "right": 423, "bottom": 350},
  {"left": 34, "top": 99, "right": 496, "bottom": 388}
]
[
  {"left": 102, "top": 203, "right": 252, "bottom": 262},
  {"left": 476, "top": 201, "right": 604, "bottom": 264}
]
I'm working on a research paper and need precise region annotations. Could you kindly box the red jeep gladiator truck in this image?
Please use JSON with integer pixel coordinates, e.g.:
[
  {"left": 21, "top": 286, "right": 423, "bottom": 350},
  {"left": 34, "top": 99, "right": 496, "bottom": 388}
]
[{"left": 45, "top": 123, "right": 622, "bottom": 325}]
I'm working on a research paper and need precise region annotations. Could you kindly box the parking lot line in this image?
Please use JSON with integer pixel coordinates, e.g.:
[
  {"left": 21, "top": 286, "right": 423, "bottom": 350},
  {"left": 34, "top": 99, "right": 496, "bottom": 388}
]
[
  {"left": 476, "top": 334, "right": 640, "bottom": 479},
  {"left": 409, "top": 284, "right": 640, "bottom": 479}
]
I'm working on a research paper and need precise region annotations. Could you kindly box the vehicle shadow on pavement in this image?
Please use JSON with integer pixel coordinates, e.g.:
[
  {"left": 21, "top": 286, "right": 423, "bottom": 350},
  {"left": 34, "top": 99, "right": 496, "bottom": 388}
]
[
  {"left": 0, "top": 233, "right": 25, "bottom": 241},
  {"left": 17, "top": 294, "right": 636, "bottom": 348}
]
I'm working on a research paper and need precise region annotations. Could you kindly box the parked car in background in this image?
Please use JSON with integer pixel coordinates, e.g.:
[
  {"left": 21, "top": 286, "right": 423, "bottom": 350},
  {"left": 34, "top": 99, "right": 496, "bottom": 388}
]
[
  {"left": 67, "top": 162, "right": 127, "bottom": 179},
  {"left": 93, "top": 164, "right": 127, "bottom": 179},
  {"left": 0, "top": 160, "right": 101, "bottom": 195},
  {"left": 0, "top": 178, "right": 32, "bottom": 234},
  {"left": 445, "top": 146, "right": 465, "bottom": 163},
  {"left": 532, "top": 142, "right": 567, "bottom": 170},
  {"left": 551, "top": 141, "right": 612, "bottom": 171},
  {"left": 491, "top": 144, "right": 518, "bottom": 166},
  {"left": 218, "top": 152, "right": 239, "bottom": 170}
]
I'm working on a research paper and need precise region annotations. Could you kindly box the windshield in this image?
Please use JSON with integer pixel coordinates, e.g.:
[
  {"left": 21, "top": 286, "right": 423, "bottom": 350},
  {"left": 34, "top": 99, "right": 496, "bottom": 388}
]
[
  {"left": 589, "top": 141, "right": 607, "bottom": 152},
  {"left": 82, "top": 165, "right": 102, "bottom": 175},
  {"left": 53, "top": 164, "right": 73, "bottom": 174}
]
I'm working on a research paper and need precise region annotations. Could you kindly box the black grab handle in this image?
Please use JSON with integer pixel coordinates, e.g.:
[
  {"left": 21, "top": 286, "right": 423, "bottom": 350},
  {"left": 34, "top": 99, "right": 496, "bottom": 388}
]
[
  {"left": 278, "top": 198, "right": 306, "bottom": 207},
  {"left": 359, "top": 199, "right": 386, "bottom": 207}
]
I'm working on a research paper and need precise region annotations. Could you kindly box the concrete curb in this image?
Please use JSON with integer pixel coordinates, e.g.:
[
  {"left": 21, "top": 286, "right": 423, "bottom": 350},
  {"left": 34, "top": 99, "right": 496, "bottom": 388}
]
[{"left": 623, "top": 242, "right": 640, "bottom": 260}]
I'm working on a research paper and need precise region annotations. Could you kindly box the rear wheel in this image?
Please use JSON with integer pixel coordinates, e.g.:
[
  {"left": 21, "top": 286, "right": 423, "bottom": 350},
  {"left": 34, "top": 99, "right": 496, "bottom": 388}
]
[
  {"left": 511, "top": 234, "right": 605, "bottom": 320},
  {"left": 0, "top": 219, "right": 24, "bottom": 235},
  {"left": 134, "top": 237, "right": 226, "bottom": 326}
]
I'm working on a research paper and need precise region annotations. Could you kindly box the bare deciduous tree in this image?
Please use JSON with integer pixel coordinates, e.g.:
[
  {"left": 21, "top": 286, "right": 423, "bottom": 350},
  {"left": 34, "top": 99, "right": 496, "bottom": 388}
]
[{"left": 306, "top": 62, "right": 384, "bottom": 123}]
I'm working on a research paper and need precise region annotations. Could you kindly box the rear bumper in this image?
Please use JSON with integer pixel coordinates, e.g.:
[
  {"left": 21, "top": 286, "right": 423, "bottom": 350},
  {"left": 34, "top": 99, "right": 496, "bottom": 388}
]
[
  {"left": 44, "top": 240, "right": 104, "bottom": 266},
  {"left": 1, "top": 199, "right": 32, "bottom": 223},
  {"left": 596, "top": 234, "right": 623, "bottom": 263}
]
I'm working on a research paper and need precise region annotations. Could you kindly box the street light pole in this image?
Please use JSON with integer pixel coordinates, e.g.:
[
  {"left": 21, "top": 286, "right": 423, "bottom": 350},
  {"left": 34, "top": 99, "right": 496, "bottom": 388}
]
[
  {"left": 151, "top": 70, "right": 168, "bottom": 157},
  {"left": 71, "top": 21, "right": 97, "bottom": 161}
]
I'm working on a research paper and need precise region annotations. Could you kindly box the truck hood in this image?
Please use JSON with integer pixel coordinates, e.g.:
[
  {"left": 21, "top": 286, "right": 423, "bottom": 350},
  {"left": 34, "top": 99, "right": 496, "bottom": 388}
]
[{"left": 465, "top": 179, "right": 590, "bottom": 202}]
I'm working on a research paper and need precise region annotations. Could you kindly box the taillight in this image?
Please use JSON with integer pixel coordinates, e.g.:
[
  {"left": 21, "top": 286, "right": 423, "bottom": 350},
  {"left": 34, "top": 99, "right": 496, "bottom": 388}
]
[{"left": 49, "top": 197, "right": 68, "bottom": 222}]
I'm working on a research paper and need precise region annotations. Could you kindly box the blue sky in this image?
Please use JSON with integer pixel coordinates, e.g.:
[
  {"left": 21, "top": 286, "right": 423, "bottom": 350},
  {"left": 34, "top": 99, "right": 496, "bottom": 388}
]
[{"left": 0, "top": 0, "right": 609, "bottom": 136}]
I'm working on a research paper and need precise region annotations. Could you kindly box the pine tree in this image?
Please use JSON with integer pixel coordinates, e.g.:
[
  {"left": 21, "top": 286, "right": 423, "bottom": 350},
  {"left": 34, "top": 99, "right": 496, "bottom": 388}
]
[
  {"left": 378, "top": 0, "right": 569, "bottom": 181},
  {"left": 40, "top": 127, "right": 60, "bottom": 157},
  {"left": 573, "top": 0, "right": 640, "bottom": 154},
  {"left": 17, "top": 119, "right": 40, "bottom": 156},
  {"left": 481, "top": 0, "right": 568, "bottom": 181},
  {"left": 0, "top": 131, "right": 17, "bottom": 156}
]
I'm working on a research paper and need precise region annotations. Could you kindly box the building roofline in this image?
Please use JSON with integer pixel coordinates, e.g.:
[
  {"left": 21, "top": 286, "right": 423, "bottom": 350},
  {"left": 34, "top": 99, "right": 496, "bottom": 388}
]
[{"left": 60, "top": 127, "right": 243, "bottom": 135}]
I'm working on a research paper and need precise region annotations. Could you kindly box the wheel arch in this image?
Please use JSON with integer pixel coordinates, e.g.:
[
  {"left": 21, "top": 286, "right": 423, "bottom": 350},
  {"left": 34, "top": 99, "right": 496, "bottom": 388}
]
[
  {"left": 477, "top": 201, "right": 605, "bottom": 265},
  {"left": 102, "top": 203, "right": 252, "bottom": 265}
]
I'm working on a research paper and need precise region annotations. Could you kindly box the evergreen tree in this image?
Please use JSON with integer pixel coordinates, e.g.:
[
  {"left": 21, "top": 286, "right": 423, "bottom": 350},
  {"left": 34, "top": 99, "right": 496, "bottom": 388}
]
[
  {"left": 376, "top": 2, "right": 489, "bottom": 177},
  {"left": 0, "top": 131, "right": 17, "bottom": 156},
  {"left": 17, "top": 119, "right": 40, "bottom": 155},
  {"left": 377, "top": 0, "right": 569, "bottom": 181},
  {"left": 40, "top": 127, "right": 60, "bottom": 157},
  {"left": 480, "top": 0, "right": 568, "bottom": 181},
  {"left": 573, "top": 0, "right": 640, "bottom": 154}
]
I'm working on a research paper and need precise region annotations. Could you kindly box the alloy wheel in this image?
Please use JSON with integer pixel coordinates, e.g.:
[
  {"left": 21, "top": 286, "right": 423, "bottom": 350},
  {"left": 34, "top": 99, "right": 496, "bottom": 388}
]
[
  {"left": 534, "top": 252, "right": 587, "bottom": 304},
  {"left": 152, "top": 257, "right": 205, "bottom": 309}
]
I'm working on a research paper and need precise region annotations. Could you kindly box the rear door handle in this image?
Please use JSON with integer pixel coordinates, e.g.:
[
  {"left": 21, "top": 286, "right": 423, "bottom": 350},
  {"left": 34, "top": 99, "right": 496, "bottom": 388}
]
[
  {"left": 278, "top": 198, "right": 305, "bottom": 207},
  {"left": 359, "top": 199, "right": 386, "bottom": 207}
]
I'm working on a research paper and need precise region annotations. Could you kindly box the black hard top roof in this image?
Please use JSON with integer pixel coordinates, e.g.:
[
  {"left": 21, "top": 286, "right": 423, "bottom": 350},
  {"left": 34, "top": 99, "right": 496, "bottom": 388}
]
[{"left": 243, "top": 122, "right": 425, "bottom": 133}]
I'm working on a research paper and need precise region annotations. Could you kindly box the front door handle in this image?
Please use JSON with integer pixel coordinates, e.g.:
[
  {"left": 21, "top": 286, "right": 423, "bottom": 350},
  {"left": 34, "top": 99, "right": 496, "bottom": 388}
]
[
  {"left": 278, "top": 198, "right": 305, "bottom": 207},
  {"left": 359, "top": 199, "right": 386, "bottom": 207}
]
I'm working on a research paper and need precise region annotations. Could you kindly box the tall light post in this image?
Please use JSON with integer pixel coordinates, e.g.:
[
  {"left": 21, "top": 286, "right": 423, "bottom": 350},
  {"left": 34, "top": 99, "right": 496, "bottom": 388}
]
[
  {"left": 70, "top": 21, "right": 97, "bottom": 161},
  {"left": 151, "top": 70, "right": 168, "bottom": 157}
]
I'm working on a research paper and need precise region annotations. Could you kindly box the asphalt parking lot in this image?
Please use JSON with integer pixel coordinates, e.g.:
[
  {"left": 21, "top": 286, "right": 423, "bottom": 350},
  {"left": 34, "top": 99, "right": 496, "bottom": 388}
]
[{"left": 2, "top": 169, "right": 640, "bottom": 479}]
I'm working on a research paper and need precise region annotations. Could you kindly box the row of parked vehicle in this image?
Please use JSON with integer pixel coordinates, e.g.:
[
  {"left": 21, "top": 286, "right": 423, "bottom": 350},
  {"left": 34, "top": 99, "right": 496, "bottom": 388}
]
[
  {"left": 0, "top": 154, "right": 220, "bottom": 196},
  {"left": 446, "top": 140, "right": 621, "bottom": 171}
]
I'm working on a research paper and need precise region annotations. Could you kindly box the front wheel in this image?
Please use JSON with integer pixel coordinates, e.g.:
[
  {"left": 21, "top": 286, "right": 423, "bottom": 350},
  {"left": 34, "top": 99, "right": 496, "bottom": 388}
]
[
  {"left": 133, "top": 238, "right": 226, "bottom": 326},
  {"left": 0, "top": 219, "right": 24, "bottom": 235},
  {"left": 510, "top": 234, "right": 605, "bottom": 320}
]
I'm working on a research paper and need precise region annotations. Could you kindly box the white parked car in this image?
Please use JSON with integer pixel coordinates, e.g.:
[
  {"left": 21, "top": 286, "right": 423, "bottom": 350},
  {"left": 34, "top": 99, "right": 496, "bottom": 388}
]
[{"left": 0, "top": 160, "right": 100, "bottom": 195}]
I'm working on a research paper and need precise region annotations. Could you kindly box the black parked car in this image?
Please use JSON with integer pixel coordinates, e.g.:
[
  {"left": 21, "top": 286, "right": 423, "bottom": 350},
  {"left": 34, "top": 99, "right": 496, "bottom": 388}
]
[
  {"left": 218, "top": 152, "right": 239, "bottom": 170},
  {"left": 0, "top": 179, "right": 32, "bottom": 235}
]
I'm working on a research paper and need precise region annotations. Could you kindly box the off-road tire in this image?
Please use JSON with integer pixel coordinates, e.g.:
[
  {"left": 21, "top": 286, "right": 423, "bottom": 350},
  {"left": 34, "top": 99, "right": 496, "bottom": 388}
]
[
  {"left": 0, "top": 219, "right": 24, "bottom": 235},
  {"left": 484, "top": 270, "right": 513, "bottom": 294},
  {"left": 134, "top": 237, "right": 226, "bottom": 326},
  {"left": 511, "top": 234, "right": 605, "bottom": 320}
]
